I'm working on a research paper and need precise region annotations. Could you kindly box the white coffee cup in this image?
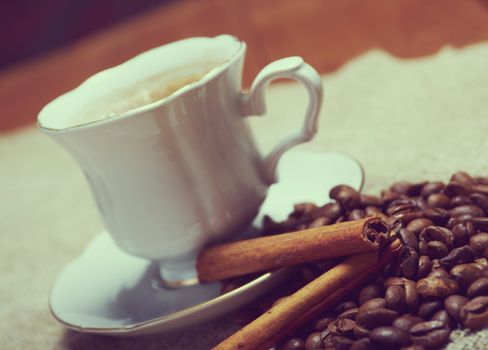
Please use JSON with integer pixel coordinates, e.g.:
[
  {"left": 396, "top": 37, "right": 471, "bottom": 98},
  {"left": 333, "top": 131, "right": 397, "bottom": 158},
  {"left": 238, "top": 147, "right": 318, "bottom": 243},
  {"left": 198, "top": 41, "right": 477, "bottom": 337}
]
[{"left": 38, "top": 35, "right": 323, "bottom": 283}]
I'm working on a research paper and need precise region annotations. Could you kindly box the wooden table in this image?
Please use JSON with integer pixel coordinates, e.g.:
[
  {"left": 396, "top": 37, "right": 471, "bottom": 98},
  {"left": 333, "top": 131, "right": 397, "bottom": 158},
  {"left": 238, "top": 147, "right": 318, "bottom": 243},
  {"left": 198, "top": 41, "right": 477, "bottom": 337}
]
[{"left": 1, "top": 0, "right": 487, "bottom": 133}]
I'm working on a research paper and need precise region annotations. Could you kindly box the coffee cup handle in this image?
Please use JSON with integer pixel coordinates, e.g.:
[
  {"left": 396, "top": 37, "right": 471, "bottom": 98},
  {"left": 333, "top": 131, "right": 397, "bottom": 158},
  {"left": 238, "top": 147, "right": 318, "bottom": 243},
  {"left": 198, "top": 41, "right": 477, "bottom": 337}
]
[{"left": 241, "top": 56, "right": 323, "bottom": 184}]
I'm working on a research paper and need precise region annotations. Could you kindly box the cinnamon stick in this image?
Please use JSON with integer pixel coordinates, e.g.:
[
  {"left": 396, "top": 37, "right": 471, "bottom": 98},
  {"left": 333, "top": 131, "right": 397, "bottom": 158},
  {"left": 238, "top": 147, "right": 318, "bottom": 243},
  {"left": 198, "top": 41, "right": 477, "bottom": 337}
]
[
  {"left": 212, "top": 240, "right": 401, "bottom": 350},
  {"left": 197, "top": 217, "right": 388, "bottom": 282}
]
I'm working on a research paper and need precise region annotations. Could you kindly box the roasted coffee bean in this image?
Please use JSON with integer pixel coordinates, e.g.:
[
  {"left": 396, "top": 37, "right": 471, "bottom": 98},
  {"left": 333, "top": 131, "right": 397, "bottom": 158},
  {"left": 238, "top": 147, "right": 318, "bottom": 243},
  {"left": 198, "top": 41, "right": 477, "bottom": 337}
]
[
  {"left": 406, "top": 218, "right": 434, "bottom": 236},
  {"left": 359, "top": 298, "right": 386, "bottom": 312},
  {"left": 420, "top": 226, "right": 454, "bottom": 249},
  {"left": 470, "top": 193, "right": 488, "bottom": 212},
  {"left": 337, "top": 308, "right": 359, "bottom": 320},
  {"left": 450, "top": 195, "right": 472, "bottom": 207},
  {"left": 415, "top": 197, "right": 428, "bottom": 210},
  {"left": 393, "top": 314, "right": 424, "bottom": 332},
  {"left": 349, "top": 338, "right": 372, "bottom": 350},
  {"left": 426, "top": 193, "right": 450, "bottom": 209},
  {"left": 353, "top": 324, "right": 370, "bottom": 338},
  {"left": 422, "top": 208, "right": 449, "bottom": 225},
  {"left": 398, "top": 229, "right": 419, "bottom": 250},
  {"left": 291, "top": 203, "right": 318, "bottom": 219},
  {"left": 431, "top": 310, "right": 454, "bottom": 328},
  {"left": 470, "top": 232, "right": 488, "bottom": 252},
  {"left": 307, "top": 216, "right": 332, "bottom": 228},
  {"left": 360, "top": 194, "right": 384, "bottom": 208},
  {"left": 364, "top": 206, "right": 383, "bottom": 217},
  {"left": 421, "top": 182, "right": 445, "bottom": 198},
  {"left": 279, "top": 338, "right": 305, "bottom": 350},
  {"left": 426, "top": 241, "right": 449, "bottom": 259},
  {"left": 390, "top": 182, "right": 414, "bottom": 195},
  {"left": 451, "top": 171, "right": 475, "bottom": 187},
  {"left": 410, "top": 321, "right": 450, "bottom": 348},
  {"left": 418, "top": 300, "right": 442, "bottom": 319},
  {"left": 416, "top": 275, "right": 458, "bottom": 297},
  {"left": 460, "top": 296, "right": 488, "bottom": 329},
  {"left": 467, "top": 277, "right": 488, "bottom": 298},
  {"left": 392, "top": 211, "right": 423, "bottom": 225},
  {"left": 450, "top": 263, "right": 485, "bottom": 289},
  {"left": 443, "top": 181, "right": 470, "bottom": 197},
  {"left": 472, "top": 217, "right": 488, "bottom": 231},
  {"left": 356, "top": 308, "right": 398, "bottom": 329},
  {"left": 402, "top": 346, "right": 426, "bottom": 350},
  {"left": 386, "top": 203, "right": 416, "bottom": 217},
  {"left": 334, "top": 301, "right": 358, "bottom": 314},
  {"left": 451, "top": 222, "right": 475, "bottom": 246},
  {"left": 330, "top": 185, "right": 361, "bottom": 210},
  {"left": 418, "top": 256, "right": 432, "bottom": 279},
  {"left": 358, "top": 284, "right": 383, "bottom": 305},
  {"left": 472, "top": 184, "right": 488, "bottom": 195},
  {"left": 385, "top": 285, "right": 405, "bottom": 311},
  {"left": 384, "top": 277, "right": 409, "bottom": 287},
  {"left": 330, "top": 335, "right": 354, "bottom": 350},
  {"left": 328, "top": 318, "right": 356, "bottom": 337},
  {"left": 369, "top": 326, "right": 410, "bottom": 347},
  {"left": 473, "top": 257, "right": 488, "bottom": 272},
  {"left": 381, "top": 190, "right": 403, "bottom": 204},
  {"left": 348, "top": 209, "right": 365, "bottom": 221},
  {"left": 312, "top": 203, "right": 344, "bottom": 221},
  {"left": 313, "top": 316, "right": 335, "bottom": 331},
  {"left": 444, "top": 295, "right": 469, "bottom": 322},
  {"left": 304, "top": 332, "right": 323, "bottom": 350},
  {"left": 404, "top": 280, "right": 419, "bottom": 313},
  {"left": 440, "top": 245, "right": 477, "bottom": 269},
  {"left": 450, "top": 205, "right": 485, "bottom": 218},
  {"left": 398, "top": 246, "right": 419, "bottom": 279}
]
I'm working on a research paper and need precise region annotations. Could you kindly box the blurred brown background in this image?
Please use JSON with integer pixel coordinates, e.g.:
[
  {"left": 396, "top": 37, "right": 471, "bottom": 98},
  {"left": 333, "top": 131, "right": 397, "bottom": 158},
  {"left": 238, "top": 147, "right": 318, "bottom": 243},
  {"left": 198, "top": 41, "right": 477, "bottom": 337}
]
[{"left": 1, "top": 0, "right": 488, "bottom": 133}]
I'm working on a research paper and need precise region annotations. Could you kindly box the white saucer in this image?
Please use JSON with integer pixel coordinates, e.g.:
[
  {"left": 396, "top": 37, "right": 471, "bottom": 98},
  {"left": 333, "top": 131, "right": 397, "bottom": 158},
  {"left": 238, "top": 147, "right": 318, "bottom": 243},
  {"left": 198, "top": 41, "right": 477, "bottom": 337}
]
[{"left": 49, "top": 149, "right": 364, "bottom": 336}]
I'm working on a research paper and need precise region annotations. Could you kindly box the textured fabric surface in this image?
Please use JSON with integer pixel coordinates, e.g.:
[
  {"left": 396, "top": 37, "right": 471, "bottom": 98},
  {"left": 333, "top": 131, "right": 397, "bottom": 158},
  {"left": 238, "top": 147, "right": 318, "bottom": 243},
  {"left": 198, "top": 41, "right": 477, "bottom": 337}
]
[{"left": 1, "top": 43, "right": 488, "bottom": 349}]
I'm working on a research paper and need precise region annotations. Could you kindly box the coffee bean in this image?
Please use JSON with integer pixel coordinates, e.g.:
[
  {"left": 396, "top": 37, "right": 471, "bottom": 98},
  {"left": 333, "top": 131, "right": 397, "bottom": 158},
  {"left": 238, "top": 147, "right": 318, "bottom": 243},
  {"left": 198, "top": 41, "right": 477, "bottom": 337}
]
[
  {"left": 369, "top": 326, "right": 410, "bottom": 346},
  {"left": 410, "top": 321, "right": 450, "bottom": 348},
  {"left": 460, "top": 296, "right": 488, "bottom": 329},
  {"left": 360, "top": 194, "right": 384, "bottom": 208},
  {"left": 311, "top": 203, "right": 344, "bottom": 221},
  {"left": 422, "top": 208, "right": 449, "bottom": 225},
  {"left": 450, "top": 263, "right": 485, "bottom": 290},
  {"left": 358, "top": 285, "right": 383, "bottom": 305},
  {"left": 470, "top": 232, "right": 488, "bottom": 252},
  {"left": 429, "top": 267, "right": 449, "bottom": 279},
  {"left": 415, "top": 197, "right": 428, "bottom": 210},
  {"left": 348, "top": 209, "right": 365, "bottom": 221},
  {"left": 353, "top": 325, "right": 370, "bottom": 338},
  {"left": 337, "top": 308, "right": 359, "bottom": 320},
  {"left": 467, "top": 277, "right": 488, "bottom": 298},
  {"left": 307, "top": 216, "right": 332, "bottom": 228},
  {"left": 334, "top": 301, "right": 358, "bottom": 314},
  {"left": 420, "top": 226, "right": 455, "bottom": 249},
  {"left": 421, "top": 182, "right": 445, "bottom": 198},
  {"left": 472, "top": 184, "right": 488, "bottom": 195},
  {"left": 450, "top": 205, "right": 485, "bottom": 218},
  {"left": 393, "top": 314, "right": 424, "bottom": 332},
  {"left": 304, "top": 332, "right": 323, "bottom": 350},
  {"left": 431, "top": 310, "right": 454, "bottom": 328},
  {"left": 450, "top": 195, "right": 472, "bottom": 207},
  {"left": 291, "top": 203, "right": 318, "bottom": 219},
  {"left": 444, "top": 295, "right": 469, "bottom": 322},
  {"left": 470, "top": 193, "right": 488, "bottom": 212},
  {"left": 359, "top": 298, "right": 386, "bottom": 312},
  {"left": 451, "top": 171, "right": 476, "bottom": 187},
  {"left": 385, "top": 285, "right": 405, "bottom": 312},
  {"left": 313, "top": 316, "right": 335, "bottom": 331},
  {"left": 417, "top": 256, "right": 432, "bottom": 279},
  {"left": 391, "top": 182, "right": 414, "bottom": 195},
  {"left": 330, "top": 185, "right": 361, "bottom": 210},
  {"left": 416, "top": 275, "right": 459, "bottom": 297},
  {"left": 328, "top": 318, "right": 356, "bottom": 336},
  {"left": 443, "top": 182, "right": 470, "bottom": 197},
  {"left": 398, "top": 229, "right": 419, "bottom": 251},
  {"left": 404, "top": 280, "right": 419, "bottom": 313},
  {"left": 399, "top": 246, "right": 419, "bottom": 279},
  {"left": 418, "top": 300, "right": 442, "bottom": 319},
  {"left": 402, "top": 346, "right": 426, "bottom": 350},
  {"left": 427, "top": 193, "right": 450, "bottom": 209},
  {"left": 451, "top": 222, "right": 475, "bottom": 246},
  {"left": 330, "top": 335, "right": 354, "bottom": 350},
  {"left": 356, "top": 308, "right": 398, "bottom": 329},
  {"left": 406, "top": 218, "right": 434, "bottom": 236},
  {"left": 472, "top": 217, "right": 488, "bottom": 231},
  {"left": 426, "top": 241, "right": 449, "bottom": 259},
  {"left": 381, "top": 190, "right": 403, "bottom": 204},
  {"left": 349, "top": 338, "right": 372, "bottom": 350},
  {"left": 279, "top": 338, "right": 305, "bottom": 350},
  {"left": 364, "top": 206, "right": 383, "bottom": 217},
  {"left": 440, "top": 245, "right": 477, "bottom": 269},
  {"left": 384, "top": 277, "right": 409, "bottom": 288}
]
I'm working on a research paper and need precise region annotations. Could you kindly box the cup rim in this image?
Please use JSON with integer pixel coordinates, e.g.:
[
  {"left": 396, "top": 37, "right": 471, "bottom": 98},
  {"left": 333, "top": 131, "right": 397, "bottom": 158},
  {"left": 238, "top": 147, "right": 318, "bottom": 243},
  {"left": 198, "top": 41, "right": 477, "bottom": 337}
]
[{"left": 38, "top": 34, "right": 245, "bottom": 133}]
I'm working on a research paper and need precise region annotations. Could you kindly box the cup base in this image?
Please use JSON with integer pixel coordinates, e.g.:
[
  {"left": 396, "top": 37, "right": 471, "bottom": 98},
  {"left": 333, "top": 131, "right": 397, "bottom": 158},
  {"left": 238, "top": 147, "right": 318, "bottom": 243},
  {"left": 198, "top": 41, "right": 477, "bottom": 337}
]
[{"left": 155, "top": 253, "right": 200, "bottom": 289}]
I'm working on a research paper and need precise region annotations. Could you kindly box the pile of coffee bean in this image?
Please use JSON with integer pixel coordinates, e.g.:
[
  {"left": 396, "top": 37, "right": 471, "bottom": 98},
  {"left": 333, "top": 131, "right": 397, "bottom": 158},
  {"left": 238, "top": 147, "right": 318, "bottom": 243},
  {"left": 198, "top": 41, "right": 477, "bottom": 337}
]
[{"left": 263, "top": 172, "right": 488, "bottom": 350}]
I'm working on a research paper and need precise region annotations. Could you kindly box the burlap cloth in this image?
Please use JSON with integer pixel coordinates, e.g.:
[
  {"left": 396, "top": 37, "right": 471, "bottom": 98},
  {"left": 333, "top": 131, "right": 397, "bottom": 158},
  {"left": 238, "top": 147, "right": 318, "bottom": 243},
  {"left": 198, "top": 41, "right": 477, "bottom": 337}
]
[{"left": 1, "top": 43, "right": 488, "bottom": 349}]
